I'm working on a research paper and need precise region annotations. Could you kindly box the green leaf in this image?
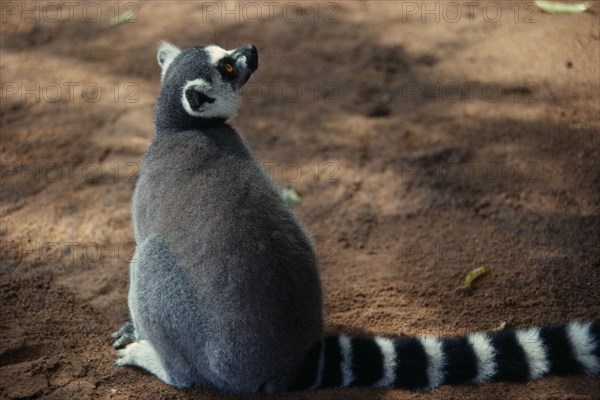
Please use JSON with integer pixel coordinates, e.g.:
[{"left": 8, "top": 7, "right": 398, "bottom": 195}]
[
  {"left": 534, "top": 0, "right": 593, "bottom": 14},
  {"left": 464, "top": 266, "right": 489, "bottom": 288},
  {"left": 281, "top": 187, "right": 302, "bottom": 204},
  {"left": 110, "top": 10, "right": 137, "bottom": 26}
]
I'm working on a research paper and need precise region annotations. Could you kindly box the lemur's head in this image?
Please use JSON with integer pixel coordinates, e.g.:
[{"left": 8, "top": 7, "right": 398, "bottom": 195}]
[{"left": 156, "top": 42, "right": 258, "bottom": 124}]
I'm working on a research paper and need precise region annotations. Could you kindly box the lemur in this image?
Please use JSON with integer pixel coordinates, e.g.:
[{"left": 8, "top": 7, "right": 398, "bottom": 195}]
[{"left": 112, "top": 42, "right": 600, "bottom": 394}]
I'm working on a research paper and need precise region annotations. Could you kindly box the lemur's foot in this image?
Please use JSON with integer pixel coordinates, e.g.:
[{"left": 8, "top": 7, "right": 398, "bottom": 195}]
[
  {"left": 115, "top": 340, "right": 183, "bottom": 386},
  {"left": 112, "top": 321, "right": 135, "bottom": 349}
]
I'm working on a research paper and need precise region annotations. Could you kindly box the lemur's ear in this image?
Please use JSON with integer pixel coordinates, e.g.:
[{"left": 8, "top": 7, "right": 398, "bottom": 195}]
[{"left": 157, "top": 41, "right": 181, "bottom": 69}]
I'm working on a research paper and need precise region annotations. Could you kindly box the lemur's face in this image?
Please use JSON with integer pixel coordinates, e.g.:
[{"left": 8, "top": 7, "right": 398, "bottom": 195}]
[{"left": 157, "top": 42, "right": 258, "bottom": 119}]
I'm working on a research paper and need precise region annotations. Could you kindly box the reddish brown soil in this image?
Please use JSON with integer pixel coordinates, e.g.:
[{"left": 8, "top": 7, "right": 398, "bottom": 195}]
[{"left": 1, "top": 1, "right": 600, "bottom": 399}]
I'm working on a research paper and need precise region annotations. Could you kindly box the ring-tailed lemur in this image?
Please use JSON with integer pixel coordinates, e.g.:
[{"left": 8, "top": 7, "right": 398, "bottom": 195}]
[{"left": 112, "top": 42, "right": 600, "bottom": 394}]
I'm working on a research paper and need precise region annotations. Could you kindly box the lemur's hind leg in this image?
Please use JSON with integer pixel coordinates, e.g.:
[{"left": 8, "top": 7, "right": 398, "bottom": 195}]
[{"left": 114, "top": 234, "right": 205, "bottom": 388}]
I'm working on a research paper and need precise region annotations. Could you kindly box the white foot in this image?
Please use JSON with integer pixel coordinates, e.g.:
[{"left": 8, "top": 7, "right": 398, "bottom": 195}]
[{"left": 115, "top": 340, "right": 175, "bottom": 385}]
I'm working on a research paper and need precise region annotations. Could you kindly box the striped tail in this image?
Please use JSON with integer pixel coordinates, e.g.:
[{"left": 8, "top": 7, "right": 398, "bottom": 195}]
[{"left": 287, "top": 321, "right": 600, "bottom": 391}]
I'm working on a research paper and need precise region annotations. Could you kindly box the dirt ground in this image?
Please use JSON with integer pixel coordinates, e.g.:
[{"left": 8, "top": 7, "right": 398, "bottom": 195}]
[{"left": 1, "top": 1, "right": 600, "bottom": 399}]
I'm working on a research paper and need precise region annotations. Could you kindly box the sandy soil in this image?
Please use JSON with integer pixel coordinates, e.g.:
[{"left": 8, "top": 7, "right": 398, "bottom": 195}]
[{"left": 1, "top": 1, "right": 600, "bottom": 399}]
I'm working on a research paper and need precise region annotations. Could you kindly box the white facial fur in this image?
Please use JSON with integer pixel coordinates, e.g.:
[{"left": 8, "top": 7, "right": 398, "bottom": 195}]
[
  {"left": 206, "top": 45, "right": 248, "bottom": 69},
  {"left": 181, "top": 77, "right": 239, "bottom": 119},
  {"left": 181, "top": 78, "right": 212, "bottom": 117},
  {"left": 205, "top": 45, "right": 234, "bottom": 65}
]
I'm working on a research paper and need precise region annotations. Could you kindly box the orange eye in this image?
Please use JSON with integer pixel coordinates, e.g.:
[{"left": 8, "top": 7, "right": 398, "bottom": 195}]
[{"left": 225, "top": 63, "right": 234, "bottom": 74}]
